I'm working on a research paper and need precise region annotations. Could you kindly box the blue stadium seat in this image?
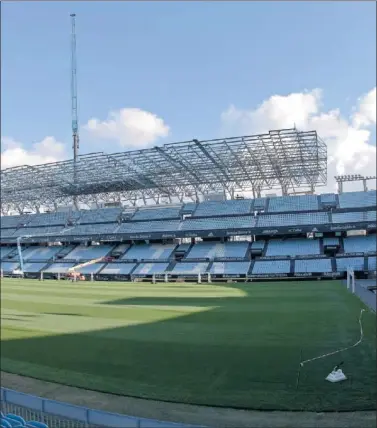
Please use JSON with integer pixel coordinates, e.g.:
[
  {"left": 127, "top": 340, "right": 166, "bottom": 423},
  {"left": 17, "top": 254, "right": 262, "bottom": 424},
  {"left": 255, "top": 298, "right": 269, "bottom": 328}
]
[
  {"left": 252, "top": 260, "right": 290, "bottom": 274},
  {"left": 295, "top": 259, "right": 332, "bottom": 273},
  {"left": 5, "top": 415, "right": 25, "bottom": 426},
  {"left": 265, "top": 239, "right": 320, "bottom": 256},
  {"left": 26, "top": 422, "right": 48, "bottom": 428},
  {"left": 338, "top": 190, "right": 376, "bottom": 209},
  {"left": 268, "top": 194, "right": 319, "bottom": 212},
  {"left": 133, "top": 263, "right": 169, "bottom": 275},
  {"left": 343, "top": 235, "right": 376, "bottom": 254},
  {"left": 1, "top": 419, "right": 12, "bottom": 428}
]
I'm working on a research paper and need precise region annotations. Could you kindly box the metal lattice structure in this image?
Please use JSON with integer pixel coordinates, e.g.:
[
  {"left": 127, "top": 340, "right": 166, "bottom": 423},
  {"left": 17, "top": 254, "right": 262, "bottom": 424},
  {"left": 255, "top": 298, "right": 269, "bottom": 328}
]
[{"left": 1, "top": 128, "right": 327, "bottom": 214}]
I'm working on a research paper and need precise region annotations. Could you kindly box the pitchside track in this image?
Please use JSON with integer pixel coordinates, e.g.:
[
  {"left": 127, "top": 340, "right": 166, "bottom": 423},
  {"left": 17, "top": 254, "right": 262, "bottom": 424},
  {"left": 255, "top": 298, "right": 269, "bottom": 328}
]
[{"left": 1, "top": 279, "right": 376, "bottom": 411}]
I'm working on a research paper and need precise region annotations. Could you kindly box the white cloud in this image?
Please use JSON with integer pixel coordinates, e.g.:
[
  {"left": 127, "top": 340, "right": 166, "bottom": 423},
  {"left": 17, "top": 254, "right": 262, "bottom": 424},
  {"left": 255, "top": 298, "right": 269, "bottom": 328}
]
[
  {"left": 1, "top": 136, "right": 66, "bottom": 170},
  {"left": 221, "top": 88, "right": 376, "bottom": 194},
  {"left": 352, "top": 87, "right": 376, "bottom": 128},
  {"left": 83, "top": 108, "right": 170, "bottom": 148}
]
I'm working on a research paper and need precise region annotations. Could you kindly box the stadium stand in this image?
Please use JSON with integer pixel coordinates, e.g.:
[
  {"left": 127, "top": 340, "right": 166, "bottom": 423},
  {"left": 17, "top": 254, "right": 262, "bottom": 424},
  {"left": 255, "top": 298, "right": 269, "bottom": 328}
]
[
  {"left": 268, "top": 194, "right": 319, "bottom": 212},
  {"left": 182, "top": 216, "right": 255, "bottom": 231},
  {"left": 21, "top": 246, "right": 63, "bottom": 261},
  {"left": 122, "top": 243, "right": 176, "bottom": 260},
  {"left": 210, "top": 261, "right": 251, "bottom": 275},
  {"left": 368, "top": 256, "right": 377, "bottom": 271},
  {"left": 338, "top": 190, "right": 376, "bottom": 209},
  {"left": 132, "top": 206, "right": 182, "bottom": 221},
  {"left": 171, "top": 262, "right": 209, "bottom": 275},
  {"left": 23, "top": 262, "right": 49, "bottom": 273},
  {"left": 100, "top": 263, "right": 137, "bottom": 275},
  {"left": 43, "top": 263, "right": 76, "bottom": 273},
  {"left": 295, "top": 258, "right": 332, "bottom": 273},
  {"left": 252, "top": 260, "right": 291, "bottom": 274},
  {"left": 185, "top": 241, "right": 249, "bottom": 259},
  {"left": 133, "top": 262, "right": 170, "bottom": 275},
  {"left": 343, "top": 235, "right": 376, "bottom": 254},
  {"left": 265, "top": 239, "right": 320, "bottom": 256},
  {"left": 336, "top": 257, "right": 365, "bottom": 272},
  {"left": 1, "top": 411, "right": 48, "bottom": 428},
  {"left": 63, "top": 244, "right": 114, "bottom": 260},
  {"left": 257, "top": 212, "right": 328, "bottom": 227},
  {"left": 192, "top": 199, "right": 252, "bottom": 217}
]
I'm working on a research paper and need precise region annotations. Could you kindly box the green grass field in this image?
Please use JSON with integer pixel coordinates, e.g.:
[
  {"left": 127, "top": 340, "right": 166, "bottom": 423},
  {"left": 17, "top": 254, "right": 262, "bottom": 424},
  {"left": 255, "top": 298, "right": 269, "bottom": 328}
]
[{"left": 1, "top": 278, "right": 376, "bottom": 411}]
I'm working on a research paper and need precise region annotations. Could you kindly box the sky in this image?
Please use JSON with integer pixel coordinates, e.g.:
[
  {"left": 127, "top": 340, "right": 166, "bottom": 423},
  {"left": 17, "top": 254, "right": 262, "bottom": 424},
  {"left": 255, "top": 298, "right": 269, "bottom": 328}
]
[{"left": 1, "top": 1, "right": 376, "bottom": 195}]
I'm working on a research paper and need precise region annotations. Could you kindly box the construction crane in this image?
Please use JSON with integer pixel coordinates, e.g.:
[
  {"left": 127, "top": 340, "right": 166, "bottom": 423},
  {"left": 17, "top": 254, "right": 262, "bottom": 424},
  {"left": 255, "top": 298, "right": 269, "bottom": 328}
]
[
  {"left": 66, "top": 256, "right": 113, "bottom": 281},
  {"left": 71, "top": 13, "right": 79, "bottom": 209}
]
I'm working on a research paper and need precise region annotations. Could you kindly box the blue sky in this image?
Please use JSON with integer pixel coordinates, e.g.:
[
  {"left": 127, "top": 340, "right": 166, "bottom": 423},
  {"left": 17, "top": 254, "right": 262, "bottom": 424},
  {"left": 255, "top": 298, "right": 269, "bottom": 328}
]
[{"left": 1, "top": 1, "right": 376, "bottom": 190}]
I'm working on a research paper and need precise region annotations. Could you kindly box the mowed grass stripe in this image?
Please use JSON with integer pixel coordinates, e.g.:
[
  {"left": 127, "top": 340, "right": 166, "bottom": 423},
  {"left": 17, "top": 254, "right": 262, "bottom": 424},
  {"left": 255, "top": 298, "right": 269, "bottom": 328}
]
[{"left": 1, "top": 279, "right": 375, "bottom": 411}]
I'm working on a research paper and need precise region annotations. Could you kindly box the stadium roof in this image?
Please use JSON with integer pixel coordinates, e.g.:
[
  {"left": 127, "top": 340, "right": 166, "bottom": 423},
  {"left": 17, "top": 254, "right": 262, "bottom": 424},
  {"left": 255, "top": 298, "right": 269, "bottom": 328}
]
[{"left": 1, "top": 128, "right": 327, "bottom": 211}]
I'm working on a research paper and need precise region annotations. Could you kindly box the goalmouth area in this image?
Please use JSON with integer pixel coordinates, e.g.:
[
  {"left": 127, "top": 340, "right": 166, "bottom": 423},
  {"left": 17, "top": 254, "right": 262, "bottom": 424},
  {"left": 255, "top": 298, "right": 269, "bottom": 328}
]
[{"left": 1, "top": 278, "right": 376, "bottom": 413}]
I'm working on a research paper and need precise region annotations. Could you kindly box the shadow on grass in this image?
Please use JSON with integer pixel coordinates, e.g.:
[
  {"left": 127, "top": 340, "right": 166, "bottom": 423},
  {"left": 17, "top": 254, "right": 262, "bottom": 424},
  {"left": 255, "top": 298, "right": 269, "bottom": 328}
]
[{"left": 1, "top": 281, "right": 376, "bottom": 411}]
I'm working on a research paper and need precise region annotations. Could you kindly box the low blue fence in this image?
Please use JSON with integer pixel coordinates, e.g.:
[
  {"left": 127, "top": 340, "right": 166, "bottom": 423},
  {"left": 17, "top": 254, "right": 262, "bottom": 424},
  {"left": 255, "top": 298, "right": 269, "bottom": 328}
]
[{"left": 1, "top": 388, "right": 201, "bottom": 428}]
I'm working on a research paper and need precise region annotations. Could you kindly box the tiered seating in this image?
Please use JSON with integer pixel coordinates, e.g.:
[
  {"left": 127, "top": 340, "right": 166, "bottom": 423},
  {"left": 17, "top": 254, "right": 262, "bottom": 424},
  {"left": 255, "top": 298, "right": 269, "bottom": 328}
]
[
  {"left": 320, "top": 193, "right": 337, "bottom": 204},
  {"left": 265, "top": 239, "right": 320, "bottom": 256},
  {"left": 268, "top": 195, "right": 318, "bottom": 212},
  {"left": 122, "top": 244, "right": 176, "bottom": 260},
  {"left": 118, "top": 220, "right": 180, "bottom": 234},
  {"left": 132, "top": 206, "right": 181, "bottom": 221},
  {"left": 1, "top": 261, "right": 20, "bottom": 272},
  {"left": 27, "top": 211, "right": 69, "bottom": 226},
  {"left": 176, "top": 243, "right": 191, "bottom": 252},
  {"left": 79, "top": 207, "right": 122, "bottom": 223},
  {"left": 332, "top": 211, "right": 369, "bottom": 224},
  {"left": 257, "top": 212, "right": 328, "bottom": 227},
  {"left": 21, "top": 246, "right": 63, "bottom": 261},
  {"left": 368, "top": 256, "right": 376, "bottom": 271},
  {"left": 210, "top": 261, "right": 250, "bottom": 275},
  {"left": 0, "top": 229, "right": 16, "bottom": 238},
  {"left": 0, "top": 214, "right": 31, "bottom": 228},
  {"left": 67, "top": 223, "right": 118, "bottom": 235},
  {"left": 1, "top": 412, "right": 48, "bottom": 428},
  {"left": 100, "top": 263, "right": 136, "bottom": 274},
  {"left": 171, "top": 262, "right": 208, "bottom": 274},
  {"left": 133, "top": 263, "right": 170, "bottom": 275},
  {"left": 73, "top": 263, "right": 105, "bottom": 274},
  {"left": 186, "top": 241, "right": 249, "bottom": 259},
  {"left": 323, "top": 237, "right": 340, "bottom": 246},
  {"left": 336, "top": 257, "right": 365, "bottom": 272},
  {"left": 367, "top": 210, "right": 377, "bottom": 221},
  {"left": 338, "top": 190, "right": 376, "bottom": 209},
  {"left": 182, "top": 202, "right": 197, "bottom": 213},
  {"left": 193, "top": 199, "right": 252, "bottom": 217},
  {"left": 0, "top": 247, "right": 14, "bottom": 259},
  {"left": 12, "top": 226, "right": 65, "bottom": 237},
  {"left": 64, "top": 245, "right": 114, "bottom": 260},
  {"left": 251, "top": 240, "right": 265, "bottom": 249},
  {"left": 23, "top": 262, "right": 49, "bottom": 272},
  {"left": 295, "top": 259, "right": 332, "bottom": 273},
  {"left": 343, "top": 235, "right": 376, "bottom": 254},
  {"left": 182, "top": 216, "right": 255, "bottom": 231},
  {"left": 252, "top": 260, "right": 290, "bottom": 274},
  {"left": 43, "top": 263, "right": 76, "bottom": 273},
  {"left": 253, "top": 197, "right": 267, "bottom": 210}
]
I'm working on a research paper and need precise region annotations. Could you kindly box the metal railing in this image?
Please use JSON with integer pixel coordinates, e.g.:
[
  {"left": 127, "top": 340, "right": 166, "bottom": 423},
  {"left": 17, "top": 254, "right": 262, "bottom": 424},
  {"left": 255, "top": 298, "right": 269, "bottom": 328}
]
[{"left": 1, "top": 388, "right": 200, "bottom": 428}]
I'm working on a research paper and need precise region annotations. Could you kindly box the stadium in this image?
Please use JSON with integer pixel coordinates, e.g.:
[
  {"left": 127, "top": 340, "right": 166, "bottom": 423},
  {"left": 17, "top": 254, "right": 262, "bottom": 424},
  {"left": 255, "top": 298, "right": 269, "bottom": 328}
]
[{"left": 1, "top": 127, "right": 376, "bottom": 427}]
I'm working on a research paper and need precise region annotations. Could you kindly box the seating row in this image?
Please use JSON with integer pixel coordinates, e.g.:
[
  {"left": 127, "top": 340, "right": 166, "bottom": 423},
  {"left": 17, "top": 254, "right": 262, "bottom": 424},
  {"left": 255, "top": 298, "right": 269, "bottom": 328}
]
[
  {"left": 1, "top": 190, "right": 375, "bottom": 228},
  {"left": 2, "top": 257, "right": 375, "bottom": 275}
]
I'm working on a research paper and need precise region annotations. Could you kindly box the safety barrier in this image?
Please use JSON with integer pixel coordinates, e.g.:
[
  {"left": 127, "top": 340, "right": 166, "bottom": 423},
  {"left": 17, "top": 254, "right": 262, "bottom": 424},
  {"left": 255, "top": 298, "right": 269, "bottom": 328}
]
[{"left": 0, "top": 388, "right": 201, "bottom": 428}]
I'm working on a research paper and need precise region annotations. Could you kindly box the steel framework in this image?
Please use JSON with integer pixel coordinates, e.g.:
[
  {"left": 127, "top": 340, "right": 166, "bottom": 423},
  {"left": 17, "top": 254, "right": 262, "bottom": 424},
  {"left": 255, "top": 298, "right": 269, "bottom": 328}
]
[{"left": 1, "top": 128, "right": 327, "bottom": 214}]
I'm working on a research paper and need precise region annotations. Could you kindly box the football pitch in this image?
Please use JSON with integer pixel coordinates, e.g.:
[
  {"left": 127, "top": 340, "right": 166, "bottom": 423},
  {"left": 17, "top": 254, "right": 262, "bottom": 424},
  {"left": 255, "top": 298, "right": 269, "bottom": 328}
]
[{"left": 1, "top": 278, "right": 376, "bottom": 411}]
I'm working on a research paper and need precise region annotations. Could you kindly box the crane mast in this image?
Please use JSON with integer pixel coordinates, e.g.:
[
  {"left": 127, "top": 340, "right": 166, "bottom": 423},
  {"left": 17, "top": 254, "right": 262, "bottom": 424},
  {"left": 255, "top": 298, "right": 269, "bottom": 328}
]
[{"left": 70, "top": 13, "right": 79, "bottom": 209}]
